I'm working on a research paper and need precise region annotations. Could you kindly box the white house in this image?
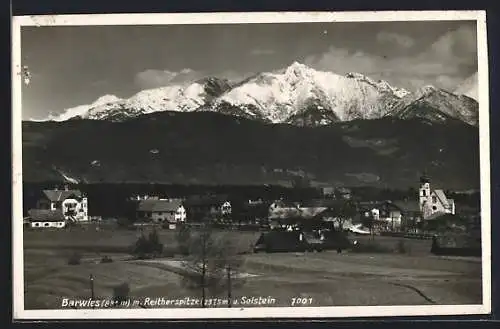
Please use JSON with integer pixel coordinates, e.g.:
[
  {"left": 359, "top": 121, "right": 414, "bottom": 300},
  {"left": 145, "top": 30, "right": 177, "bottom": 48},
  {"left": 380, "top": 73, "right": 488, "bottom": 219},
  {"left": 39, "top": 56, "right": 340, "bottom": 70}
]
[
  {"left": 27, "top": 209, "right": 66, "bottom": 229},
  {"left": 36, "top": 187, "right": 89, "bottom": 222},
  {"left": 419, "top": 176, "right": 455, "bottom": 220},
  {"left": 183, "top": 195, "right": 232, "bottom": 221},
  {"left": 136, "top": 198, "right": 187, "bottom": 227}
]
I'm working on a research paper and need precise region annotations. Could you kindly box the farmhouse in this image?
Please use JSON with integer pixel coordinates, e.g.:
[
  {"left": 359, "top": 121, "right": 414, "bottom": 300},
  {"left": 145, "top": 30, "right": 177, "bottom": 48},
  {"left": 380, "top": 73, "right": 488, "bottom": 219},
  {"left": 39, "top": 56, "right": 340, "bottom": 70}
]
[
  {"left": 26, "top": 209, "right": 66, "bottom": 229},
  {"left": 370, "top": 201, "right": 404, "bottom": 231},
  {"left": 136, "top": 199, "right": 187, "bottom": 225},
  {"left": 419, "top": 175, "right": 455, "bottom": 219},
  {"left": 238, "top": 200, "right": 270, "bottom": 224},
  {"left": 183, "top": 195, "right": 232, "bottom": 221},
  {"left": 35, "top": 186, "right": 88, "bottom": 223},
  {"left": 392, "top": 200, "right": 423, "bottom": 232}
]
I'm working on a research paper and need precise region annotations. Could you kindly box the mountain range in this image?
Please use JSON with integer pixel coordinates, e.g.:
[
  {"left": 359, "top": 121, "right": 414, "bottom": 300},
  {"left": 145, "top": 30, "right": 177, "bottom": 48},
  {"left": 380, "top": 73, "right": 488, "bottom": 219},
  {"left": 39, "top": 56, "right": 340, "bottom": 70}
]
[
  {"left": 45, "top": 62, "right": 479, "bottom": 127},
  {"left": 23, "top": 111, "right": 479, "bottom": 189},
  {"left": 24, "top": 62, "right": 480, "bottom": 189}
]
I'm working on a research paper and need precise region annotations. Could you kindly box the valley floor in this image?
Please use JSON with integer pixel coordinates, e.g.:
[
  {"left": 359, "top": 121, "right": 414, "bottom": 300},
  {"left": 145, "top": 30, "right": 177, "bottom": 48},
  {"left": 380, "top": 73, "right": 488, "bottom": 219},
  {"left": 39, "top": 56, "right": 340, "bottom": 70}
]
[{"left": 22, "top": 229, "right": 482, "bottom": 310}]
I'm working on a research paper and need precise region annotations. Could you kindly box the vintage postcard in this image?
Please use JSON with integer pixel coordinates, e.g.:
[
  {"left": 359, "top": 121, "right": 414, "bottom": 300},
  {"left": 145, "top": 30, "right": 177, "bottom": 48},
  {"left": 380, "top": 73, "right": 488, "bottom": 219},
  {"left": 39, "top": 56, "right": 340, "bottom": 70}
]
[{"left": 12, "top": 11, "right": 491, "bottom": 320}]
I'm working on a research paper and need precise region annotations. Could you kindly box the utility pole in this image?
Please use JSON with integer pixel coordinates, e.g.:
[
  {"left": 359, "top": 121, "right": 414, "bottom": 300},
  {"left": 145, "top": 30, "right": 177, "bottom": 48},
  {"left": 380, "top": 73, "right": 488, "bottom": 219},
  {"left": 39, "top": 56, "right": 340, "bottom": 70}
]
[
  {"left": 227, "top": 264, "right": 232, "bottom": 308},
  {"left": 90, "top": 274, "right": 95, "bottom": 300}
]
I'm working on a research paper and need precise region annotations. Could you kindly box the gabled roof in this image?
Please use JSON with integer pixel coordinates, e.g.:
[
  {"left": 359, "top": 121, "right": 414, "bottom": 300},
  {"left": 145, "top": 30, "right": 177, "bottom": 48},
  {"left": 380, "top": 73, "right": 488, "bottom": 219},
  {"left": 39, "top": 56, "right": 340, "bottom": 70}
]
[
  {"left": 42, "top": 189, "right": 82, "bottom": 202},
  {"left": 392, "top": 200, "right": 421, "bottom": 213},
  {"left": 433, "top": 189, "right": 450, "bottom": 208},
  {"left": 27, "top": 209, "right": 65, "bottom": 222},
  {"left": 137, "top": 199, "right": 183, "bottom": 212}
]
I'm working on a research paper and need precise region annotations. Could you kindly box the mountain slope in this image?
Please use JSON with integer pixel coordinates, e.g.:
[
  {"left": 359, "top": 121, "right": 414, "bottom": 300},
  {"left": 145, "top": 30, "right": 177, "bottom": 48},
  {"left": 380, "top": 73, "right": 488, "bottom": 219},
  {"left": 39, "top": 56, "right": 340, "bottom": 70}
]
[
  {"left": 52, "top": 77, "right": 232, "bottom": 122},
  {"left": 387, "top": 86, "right": 479, "bottom": 126},
  {"left": 454, "top": 72, "right": 478, "bottom": 101},
  {"left": 209, "top": 62, "right": 409, "bottom": 124},
  {"left": 22, "top": 111, "right": 480, "bottom": 189}
]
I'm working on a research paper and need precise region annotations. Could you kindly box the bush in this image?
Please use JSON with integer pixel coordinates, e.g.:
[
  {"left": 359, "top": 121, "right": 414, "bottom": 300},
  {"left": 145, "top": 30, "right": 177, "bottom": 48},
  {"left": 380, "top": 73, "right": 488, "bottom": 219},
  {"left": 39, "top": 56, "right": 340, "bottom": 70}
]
[
  {"left": 67, "top": 252, "right": 82, "bottom": 265},
  {"left": 113, "top": 282, "right": 130, "bottom": 305},
  {"left": 100, "top": 255, "right": 113, "bottom": 263},
  {"left": 132, "top": 229, "right": 164, "bottom": 259}
]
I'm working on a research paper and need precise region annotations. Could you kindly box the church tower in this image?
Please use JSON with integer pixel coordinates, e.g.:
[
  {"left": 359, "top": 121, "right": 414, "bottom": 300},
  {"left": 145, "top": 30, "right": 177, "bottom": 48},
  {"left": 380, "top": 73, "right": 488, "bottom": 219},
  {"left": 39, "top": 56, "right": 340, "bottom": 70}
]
[{"left": 419, "top": 175, "right": 431, "bottom": 212}]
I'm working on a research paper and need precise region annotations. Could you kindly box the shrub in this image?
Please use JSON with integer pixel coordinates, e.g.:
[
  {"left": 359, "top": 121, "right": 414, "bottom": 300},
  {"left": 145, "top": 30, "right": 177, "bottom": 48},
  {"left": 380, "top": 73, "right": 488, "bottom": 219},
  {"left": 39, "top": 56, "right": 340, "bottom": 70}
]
[
  {"left": 100, "top": 255, "right": 113, "bottom": 263},
  {"left": 67, "top": 252, "right": 82, "bottom": 265},
  {"left": 132, "top": 229, "right": 164, "bottom": 259},
  {"left": 113, "top": 282, "right": 130, "bottom": 305}
]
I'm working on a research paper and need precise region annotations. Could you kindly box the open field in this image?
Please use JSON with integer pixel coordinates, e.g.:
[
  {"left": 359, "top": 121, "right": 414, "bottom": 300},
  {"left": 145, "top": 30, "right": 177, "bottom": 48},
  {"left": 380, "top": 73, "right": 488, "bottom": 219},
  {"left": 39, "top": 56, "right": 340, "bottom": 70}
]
[{"left": 23, "top": 228, "right": 482, "bottom": 309}]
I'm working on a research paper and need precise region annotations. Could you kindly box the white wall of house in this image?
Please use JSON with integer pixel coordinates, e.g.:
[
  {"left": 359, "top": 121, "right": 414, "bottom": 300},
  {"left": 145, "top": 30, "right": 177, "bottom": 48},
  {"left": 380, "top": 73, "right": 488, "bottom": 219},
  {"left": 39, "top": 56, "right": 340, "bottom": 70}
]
[
  {"left": 221, "top": 201, "right": 232, "bottom": 215},
  {"left": 141, "top": 205, "right": 187, "bottom": 223},
  {"left": 429, "top": 191, "right": 447, "bottom": 214},
  {"left": 62, "top": 197, "right": 89, "bottom": 222},
  {"left": 31, "top": 221, "right": 66, "bottom": 228},
  {"left": 175, "top": 205, "right": 187, "bottom": 222}
]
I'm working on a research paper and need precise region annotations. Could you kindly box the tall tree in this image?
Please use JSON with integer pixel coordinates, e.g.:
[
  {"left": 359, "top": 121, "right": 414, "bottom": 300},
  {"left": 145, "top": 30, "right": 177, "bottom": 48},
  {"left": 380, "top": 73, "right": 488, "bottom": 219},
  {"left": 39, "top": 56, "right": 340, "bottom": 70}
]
[
  {"left": 181, "top": 223, "right": 245, "bottom": 307},
  {"left": 329, "top": 200, "right": 358, "bottom": 231}
]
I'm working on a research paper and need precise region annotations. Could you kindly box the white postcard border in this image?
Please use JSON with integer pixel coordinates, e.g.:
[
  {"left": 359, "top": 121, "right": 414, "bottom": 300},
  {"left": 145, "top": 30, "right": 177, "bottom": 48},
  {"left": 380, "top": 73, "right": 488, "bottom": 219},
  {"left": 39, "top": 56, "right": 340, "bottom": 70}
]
[{"left": 12, "top": 10, "right": 491, "bottom": 320}]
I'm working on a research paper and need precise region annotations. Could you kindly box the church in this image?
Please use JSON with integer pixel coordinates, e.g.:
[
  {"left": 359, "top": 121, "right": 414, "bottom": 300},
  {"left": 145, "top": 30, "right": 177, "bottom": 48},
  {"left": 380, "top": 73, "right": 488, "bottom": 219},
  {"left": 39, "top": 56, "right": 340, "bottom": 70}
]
[{"left": 419, "top": 176, "right": 455, "bottom": 220}]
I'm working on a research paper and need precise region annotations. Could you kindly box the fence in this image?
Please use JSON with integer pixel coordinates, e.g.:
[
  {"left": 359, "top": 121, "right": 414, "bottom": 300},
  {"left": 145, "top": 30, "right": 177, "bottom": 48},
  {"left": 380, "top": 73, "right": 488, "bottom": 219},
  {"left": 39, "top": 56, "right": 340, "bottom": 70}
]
[{"left": 379, "top": 231, "right": 435, "bottom": 240}]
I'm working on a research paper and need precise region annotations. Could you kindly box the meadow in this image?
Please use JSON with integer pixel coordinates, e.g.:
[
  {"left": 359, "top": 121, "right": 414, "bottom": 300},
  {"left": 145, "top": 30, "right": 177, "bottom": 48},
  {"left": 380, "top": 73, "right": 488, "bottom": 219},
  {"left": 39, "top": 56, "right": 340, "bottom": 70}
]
[{"left": 23, "top": 227, "right": 482, "bottom": 310}]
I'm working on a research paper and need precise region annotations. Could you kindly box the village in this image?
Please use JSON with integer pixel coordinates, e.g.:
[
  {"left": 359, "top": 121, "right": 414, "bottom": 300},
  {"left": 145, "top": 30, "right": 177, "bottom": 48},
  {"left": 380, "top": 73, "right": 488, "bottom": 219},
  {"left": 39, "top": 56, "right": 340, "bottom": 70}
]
[
  {"left": 22, "top": 175, "right": 483, "bottom": 310},
  {"left": 24, "top": 175, "right": 481, "bottom": 253}
]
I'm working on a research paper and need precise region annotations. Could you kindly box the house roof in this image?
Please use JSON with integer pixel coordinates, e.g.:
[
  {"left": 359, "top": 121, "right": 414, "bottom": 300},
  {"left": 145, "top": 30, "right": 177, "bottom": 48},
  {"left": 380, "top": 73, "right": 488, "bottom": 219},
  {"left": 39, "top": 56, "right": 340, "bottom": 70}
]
[
  {"left": 433, "top": 189, "right": 450, "bottom": 208},
  {"left": 42, "top": 189, "right": 82, "bottom": 202},
  {"left": 392, "top": 200, "right": 421, "bottom": 213},
  {"left": 137, "top": 199, "right": 183, "bottom": 212},
  {"left": 27, "top": 209, "right": 65, "bottom": 222}
]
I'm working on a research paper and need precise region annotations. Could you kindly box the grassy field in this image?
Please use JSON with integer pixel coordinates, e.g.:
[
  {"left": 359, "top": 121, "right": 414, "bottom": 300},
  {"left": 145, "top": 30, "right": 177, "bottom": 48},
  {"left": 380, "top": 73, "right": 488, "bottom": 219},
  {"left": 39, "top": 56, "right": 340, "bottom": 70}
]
[{"left": 23, "top": 228, "right": 482, "bottom": 310}]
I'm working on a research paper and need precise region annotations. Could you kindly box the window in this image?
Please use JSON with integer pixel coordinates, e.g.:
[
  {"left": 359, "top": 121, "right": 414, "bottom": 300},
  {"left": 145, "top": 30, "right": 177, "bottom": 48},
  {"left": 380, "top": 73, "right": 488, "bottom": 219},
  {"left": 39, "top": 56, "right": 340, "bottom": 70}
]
[
  {"left": 422, "top": 190, "right": 426, "bottom": 197},
  {"left": 432, "top": 196, "right": 437, "bottom": 203},
  {"left": 432, "top": 206, "right": 437, "bottom": 211},
  {"left": 44, "top": 222, "right": 50, "bottom": 227}
]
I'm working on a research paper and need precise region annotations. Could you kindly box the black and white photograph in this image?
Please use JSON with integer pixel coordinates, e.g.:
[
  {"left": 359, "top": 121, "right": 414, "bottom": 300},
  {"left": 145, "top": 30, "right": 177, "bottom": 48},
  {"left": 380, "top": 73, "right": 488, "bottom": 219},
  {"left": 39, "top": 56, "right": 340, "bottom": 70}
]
[{"left": 12, "top": 11, "right": 491, "bottom": 320}]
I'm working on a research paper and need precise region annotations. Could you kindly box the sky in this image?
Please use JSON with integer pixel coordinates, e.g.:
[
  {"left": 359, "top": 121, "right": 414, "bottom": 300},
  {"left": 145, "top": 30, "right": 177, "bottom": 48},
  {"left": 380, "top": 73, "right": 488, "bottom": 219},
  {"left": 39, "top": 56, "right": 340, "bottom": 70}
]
[{"left": 20, "top": 20, "right": 478, "bottom": 120}]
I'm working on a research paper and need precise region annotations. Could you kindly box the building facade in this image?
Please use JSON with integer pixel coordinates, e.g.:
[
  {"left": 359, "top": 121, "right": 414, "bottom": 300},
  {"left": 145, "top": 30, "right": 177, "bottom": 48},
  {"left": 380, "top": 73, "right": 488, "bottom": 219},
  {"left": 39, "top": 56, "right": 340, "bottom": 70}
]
[
  {"left": 27, "top": 209, "right": 66, "bottom": 228},
  {"left": 419, "top": 176, "right": 455, "bottom": 220},
  {"left": 35, "top": 187, "right": 89, "bottom": 222},
  {"left": 136, "top": 199, "right": 187, "bottom": 224},
  {"left": 183, "top": 195, "right": 232, "bottom": 221}
]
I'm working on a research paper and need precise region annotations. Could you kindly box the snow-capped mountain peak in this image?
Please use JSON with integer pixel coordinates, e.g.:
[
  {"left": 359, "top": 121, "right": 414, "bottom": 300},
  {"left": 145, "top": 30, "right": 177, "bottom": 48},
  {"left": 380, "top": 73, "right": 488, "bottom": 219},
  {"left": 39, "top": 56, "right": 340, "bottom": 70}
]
[
  {"left": 388, "top": 84, "right": 479, "bottom": 126},
  {"left": 47, "top": 94, "right": 123, "bottom": 122},
  {"left": 345, "top": 72, "right": 410, "bottom": 98},
  {"left": 41, "top": 62, "right": 477, "bottom": 127}
]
